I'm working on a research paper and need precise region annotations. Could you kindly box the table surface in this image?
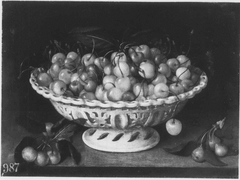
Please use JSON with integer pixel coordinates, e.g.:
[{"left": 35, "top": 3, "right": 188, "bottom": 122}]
[{"left": 2, "top": 107, "right": 238, "bottom": 178}]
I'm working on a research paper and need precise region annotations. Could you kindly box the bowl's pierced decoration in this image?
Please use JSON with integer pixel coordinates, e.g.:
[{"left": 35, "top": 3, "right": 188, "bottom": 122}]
[{"left": 30, "top": 72, "right": 208, "bottom": 152}]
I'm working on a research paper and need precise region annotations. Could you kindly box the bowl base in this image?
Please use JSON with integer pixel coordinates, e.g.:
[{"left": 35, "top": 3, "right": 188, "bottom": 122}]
[{"left": 82, "top": 127, "right": 160, "bottom": 152}]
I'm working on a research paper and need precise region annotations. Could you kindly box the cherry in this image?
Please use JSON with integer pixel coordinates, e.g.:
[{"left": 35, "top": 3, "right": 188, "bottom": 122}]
[
  {"left": 69, "top": 80, "right": 84, "bottom": 96},
  {"left": 107, "top": 87, "right": 124, "bottom": 102},
  {"left": 138, "top": 61, "right": 156, "bottom": 79},
  {"left": 180, "top": 79, "right": 194, "bottom": 91},
  {"left": 83, "top": 80, "right": 97, "bottom": 92},
  {"left": 35, "top": 151, "right": 50, "bottom": 166},
  {"left": 82, "top": 53, "right": 96, "bottom": 67},
  {"left": 22, "top": 146, "right": 38, "bottom": 162},
  {"left": 51, "top": 52, "right": 65, "bottom": 64},
  {"left": 154, "top": 83, "right": 169, "bottom": 98},
  {"left": 47, "top": 150, "right": 61, "bottom": 165},
  {"left": 49, "top": 61, "right": 63, "bottom": 79},
  {"left": 166, "top": 118, "right": 182, "bottom": 136},
  {"left": 166, "top": 58, "right": 180, "bottom": 72},
  {"left": 95, "top": 85, "right": 106, "bottom": 101},
  {"left": 51, "top": 80, "right": 67, "bottom": 95},
  {"left": 94, "top": 56, "right": 110, "bottom": 70},
  {"left": 177, "top": 55, "right": 191, "bottom": 67},
  {"left": 151, "top": 73, "right": 167, "bottom": 85},
  {"left": 191, "top": 146, "right": 205, "bottom": 163},
  {"left": 133, "top": 82, "right": 148, "bottom": 98},
  {"left": 209, "top": 135, "right": 221, "bottom": 150},
  {"left": 214, "top": 143, "right": 228, "bottom": 157},
  {"left": 154, "top": 54, "right": 167, "bottom": 65},
  {"left": 158, "top": 63, "right": 171, "bottom": 77},
  {"left": 169, "top": 83, "right": 185, "bottom": 95},
  {"left": 58, "top": 69, "right": 73, "bottom": 85},
  {"left": 103, "top": 64, "right": 114, "bottom": 75},
  {"left": 80, "top": 92, "right": 96, "bottom": 100},
  {"left": 103, "top": 75, "right": 116, "bottom": 90},
  {"left": 64, "top": 58, "right": 76, "bottom": 70},
  {"left": 115, "top": 77, "right": 132, "bottom": 93},
  {"left": 122, "top": 91, "right": 136, "bottom": 101},
  {"left": 113, "top": 61, "right": 130, "bottom": 78},
  {"left": 37, "top": 72, "right": 53, "bottom": 87},
  {"left": 32, "top": 67, "right": 45, "bottom": 78},
  {"left": 176, "top": 67, "right": 191, "bottom": 80}
]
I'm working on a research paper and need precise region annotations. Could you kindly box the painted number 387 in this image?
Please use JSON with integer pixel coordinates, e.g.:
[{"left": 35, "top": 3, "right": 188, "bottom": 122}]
[{"left": 2, "top": 163, "right": 20, "bottom": 175}]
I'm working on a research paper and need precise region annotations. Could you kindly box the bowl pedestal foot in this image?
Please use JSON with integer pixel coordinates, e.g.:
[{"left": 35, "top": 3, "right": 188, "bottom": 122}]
[{"left": 82, "top": 127, "right": 160, "bottom": 152}]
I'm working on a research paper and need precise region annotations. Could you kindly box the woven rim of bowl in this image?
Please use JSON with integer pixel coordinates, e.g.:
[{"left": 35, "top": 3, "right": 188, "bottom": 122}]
[{"left": 29, "top": 72, "right": 208, "bottom": 108}]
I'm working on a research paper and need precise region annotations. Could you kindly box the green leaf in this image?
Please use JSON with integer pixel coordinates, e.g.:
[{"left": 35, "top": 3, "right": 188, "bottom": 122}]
[
  {"left": 68, "top": 27, "right": 118, "bottom": 51},
  {"left": 72, "top": 118, "right": 87, "bottom": 126},
  {"left": 203, "top": 147, "right": 228, "bottom": 166},
  {"left": 57, "top": 140, "right": 81, "bottom": 165},
  {"left": 52, "top": 122, "right": 79, "bottom": 142},
  {"left": 163, "top": 141, "right": 198, "bottom": 157},
  {"left": 68, "top": 141, "right": 81, "bottom": 165}
]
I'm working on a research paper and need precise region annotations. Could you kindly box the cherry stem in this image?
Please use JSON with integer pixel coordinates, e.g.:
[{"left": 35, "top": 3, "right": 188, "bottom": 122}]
[
  {"left": 123, "top": 43, "right": 135, "bottom": 51},
  {"left": 172, "top": 40, "right": 178, "bottom": 56},
  {"left": 166, "top": 37, "right": 172, "bottom": 57},
  {"left": 18, "top": 66, "right": 35, "bottom": 79},
  {"left": 200, "top": 129, "right": 210, "bottom": 145},
  {"left": 186, "top": 29, "right": 194, "bottom": 56},
  {"left": 86, "top": 38, "right": 96, "bottom": 62},
  {"left": 116, "top": 54, "right": 124, "bottom": 77},
  {"left": 168, "top": 90, "right": 181, "bottom": 102},
  {"left": 171, "top": 101, "right": 180, "bottom": 119},
  {"left": 103, "top": 50, "right": 115, "bottom": 59}
]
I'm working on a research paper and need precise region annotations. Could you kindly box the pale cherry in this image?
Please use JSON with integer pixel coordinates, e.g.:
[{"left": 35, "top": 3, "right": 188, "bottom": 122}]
[
  {"left": 158, "top": 63, "right": 171, "bottom": 77},
  {"left": 22, "top": 147, "right": 38, "bottom": 162},
  {"left": 154, "top": 83, "right": 169, "bottom": 98},
  {"left": 176, "top": 67, "right": 191, "bottom": 80},
  {"left": 51, "top": 52, "right": 65, "bottom": 64},
  {"left": 133, "top": 82, "right": 148, "bottom": 98},
  {"left": 139, "top": 61, "right": 155, "bottom": 79},
  {"left": 151, "top": 73, "right": 167, "bottom": 85},
  {"left": 113, "top": 61, "right": 130, "bottom": 78},
  {"left": 177, "top": 55, "right": 191, "bottom": 67},
  {"left": 107, "top": 87, "right": 124, "bottom": 102},
  {"left": 35, "top": 151, "right": 50, "bottom": 167},
  {"left": 52, "top": 80, "right": 67, "bottom": 95},
  {"left": 166, "top": 118, "right": 182, "bottom": 136},
  {"left": 58, "top": 69, "right": 73, "bottom": 85},
  {"left": 115, "top": 77, "right": 131, "bottom": 93},
  {"left": 82, "top": 53, "right": 96, "bottom": 67},
  {"left": 103, "top": 75, "right": 116, "bottom": 90}
]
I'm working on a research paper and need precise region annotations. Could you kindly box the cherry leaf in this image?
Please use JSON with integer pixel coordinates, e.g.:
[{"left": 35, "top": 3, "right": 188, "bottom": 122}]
[
  {"left": 52, "top": 122, "right": 80, "bottom": 142},
  {"left": 203, "top": 147, "right": 228, "bottom": 166},
  {"left": 68, "top": 141, "right": 81, "bottom": 165},
  {"left": 68, "top": 27, "right": 117, "bottom": 51},
  {"left": 163, "top": 141, "right": 198, "bottom": 157},
  {"left": 57, "top": 140, "right": 81, "bottom": 165},
  {"left": 72, "top": 118, "right": 88, "bottom": 126},
  {"left": 51, "top": 118, "right": 70, "bottom": 134},
  {"left": 226, "top": 147, "right": 239, "bottom": 156},
  {"left": 216, "top": 117, "right": 226, "bottom": 129}
]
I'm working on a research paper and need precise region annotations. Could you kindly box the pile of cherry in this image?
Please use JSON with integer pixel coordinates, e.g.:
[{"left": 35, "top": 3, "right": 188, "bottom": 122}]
[{"left": 33, "top": 44, "right": 203, "bottom": 102}]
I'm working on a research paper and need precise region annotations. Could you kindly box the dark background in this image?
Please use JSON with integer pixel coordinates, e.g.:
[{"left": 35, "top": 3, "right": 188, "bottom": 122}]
[
  {"left": 1, "top": 1, "right": 239, "bottom": 177},
  {"left": 2, "top": 1, "right": 239, "bottom": 132}
]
